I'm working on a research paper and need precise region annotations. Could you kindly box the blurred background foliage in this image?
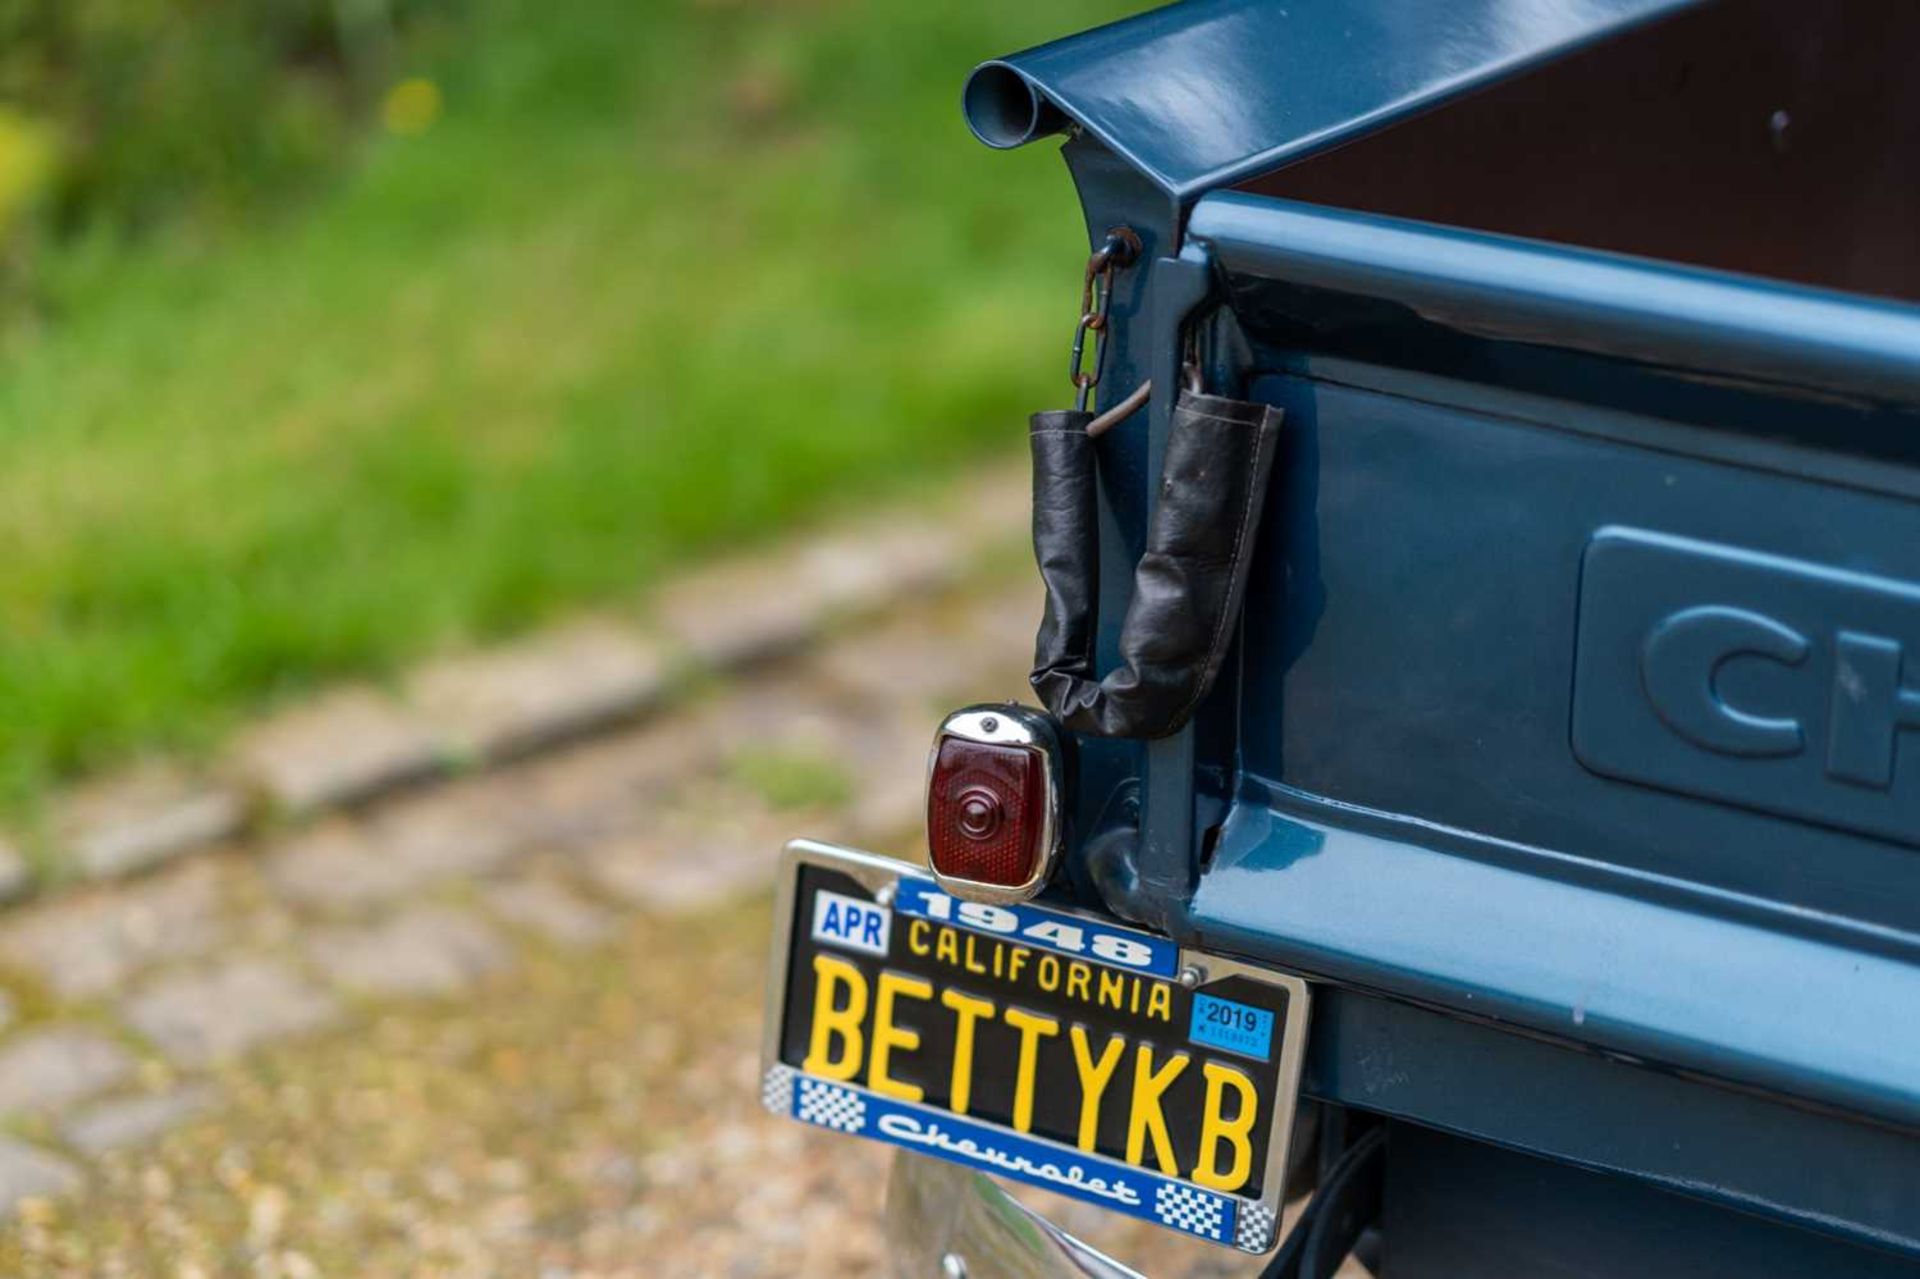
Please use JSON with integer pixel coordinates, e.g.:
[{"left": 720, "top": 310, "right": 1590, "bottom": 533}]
[
  {"left": 0, "top": 0, "right": 449, "bottom": 304},
  {"left": 0, "top": 0, "right": 1130, "bottom": 813}
]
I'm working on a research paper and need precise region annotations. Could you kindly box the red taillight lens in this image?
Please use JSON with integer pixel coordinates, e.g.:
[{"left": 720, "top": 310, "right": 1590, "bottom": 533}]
[{"left": 927, "top": 736, "right": 1048, "bottom": 889}]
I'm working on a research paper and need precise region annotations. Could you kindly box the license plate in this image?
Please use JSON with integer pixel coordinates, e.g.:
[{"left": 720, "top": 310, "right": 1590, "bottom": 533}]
[{"left": 759, "top": 840, "right": 1309, "bottom": 1254}]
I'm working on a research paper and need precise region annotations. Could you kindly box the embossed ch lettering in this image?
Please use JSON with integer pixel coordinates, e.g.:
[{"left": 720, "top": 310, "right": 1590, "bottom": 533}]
[
  {"left": 1639, "top": 607, "right": 1920, "bottom": 792},
  {"left": 1640, "top": 606, "right": 1808, "bottom": 759},
  {"left": 1574, "top": 530, "right": 1920, "bottom": 843}
]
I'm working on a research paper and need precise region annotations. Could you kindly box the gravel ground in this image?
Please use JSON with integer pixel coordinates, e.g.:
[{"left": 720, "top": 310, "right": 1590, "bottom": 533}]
[
  {"left": 0, "top": 557, "right": 1342, "bottom": 1278},
  {"left": 0, "top": 890, "right": 1290, "bottom": 1278},
  {"left": 0, "top": 900, "right": 878, "bottom": 1278}
]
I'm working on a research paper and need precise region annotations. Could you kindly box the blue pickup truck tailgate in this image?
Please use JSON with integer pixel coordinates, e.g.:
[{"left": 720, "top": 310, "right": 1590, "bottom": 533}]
[{"left": 1179, "top": 194, "right": 1920, "bottom": 1153}]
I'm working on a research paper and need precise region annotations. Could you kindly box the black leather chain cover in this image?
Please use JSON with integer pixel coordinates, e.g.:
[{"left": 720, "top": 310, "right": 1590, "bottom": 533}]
[{"left": 1029, "top": 392, "right": 1282, "bottom": 739}]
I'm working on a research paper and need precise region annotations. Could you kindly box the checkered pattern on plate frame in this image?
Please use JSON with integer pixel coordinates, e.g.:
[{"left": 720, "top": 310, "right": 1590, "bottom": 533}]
[
  {"left": 761, "top": 1064, "right": 796, "bottom": 1117},
  {"left": 1235, "top": 1199, "right": 1277, "bottom": 1252},
  {"left": 796, "top": 1078, "right": 868, "bottom": 1134},
  {"left": 1154, "top": 1182, "right": 1227, "bottom": 1241}
]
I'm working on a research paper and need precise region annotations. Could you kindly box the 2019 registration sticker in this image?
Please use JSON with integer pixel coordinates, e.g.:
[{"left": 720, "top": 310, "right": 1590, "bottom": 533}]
[{"left": 760, "top": 840, "right": 1311, "bottom": 1255}]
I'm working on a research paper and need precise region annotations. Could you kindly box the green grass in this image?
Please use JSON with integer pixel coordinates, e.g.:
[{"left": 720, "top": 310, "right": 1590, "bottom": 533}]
[
  {"left": 729, "top": 745, "right": 855, "bottom": 814},
  {"left": 0, "top": 0, "right": 1132, "bottom": 810}
]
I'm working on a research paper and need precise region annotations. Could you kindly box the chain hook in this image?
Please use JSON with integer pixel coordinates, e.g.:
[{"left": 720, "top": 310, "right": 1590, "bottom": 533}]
[{"left": 1068, "top": 227, "right": 1140, "bottom": 411}]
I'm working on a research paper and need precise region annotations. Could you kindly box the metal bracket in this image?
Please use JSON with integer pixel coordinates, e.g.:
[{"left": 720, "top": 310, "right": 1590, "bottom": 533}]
[{"left": 1106, "top": 240, "right": 1218, "bottom": 933}]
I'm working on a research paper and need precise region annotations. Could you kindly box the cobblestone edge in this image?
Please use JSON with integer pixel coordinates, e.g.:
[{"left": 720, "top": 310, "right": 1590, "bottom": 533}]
[{"left": 6, "top": 461, "right": 1027, "bottom": 907}]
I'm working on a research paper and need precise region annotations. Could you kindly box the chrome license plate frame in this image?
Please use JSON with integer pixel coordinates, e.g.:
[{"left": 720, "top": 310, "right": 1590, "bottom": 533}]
[{"left": 760, "top": 840, "right": 1310, "bottom": 1254}]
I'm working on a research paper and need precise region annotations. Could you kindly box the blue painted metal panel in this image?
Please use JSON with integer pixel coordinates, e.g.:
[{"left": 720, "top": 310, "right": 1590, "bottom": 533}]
[
  {"left": 1303, "top": 991, "right": 1920, "bottom": 1257},
  {"left": 1163, "top": 265, "right": 1920, "bottom": 1127},
  {"left": 1385, "top": 1123, "right": 1920, "bottom": 1278},
  {"left": 1160, "top": 193, "right": 1920, "bottom": 1255},
  {"left": 1187, "top": 192, "right": 1920, "bottom": 406},
  {"left": 1218, "top": 371, "right": 1920, "bottom": 937},
  {"left": 1192, "top": 795, "right": 1920, "bottom": 1129},
  {"left": 966, "top": 0, "right": 1702, "bottom": 202}
]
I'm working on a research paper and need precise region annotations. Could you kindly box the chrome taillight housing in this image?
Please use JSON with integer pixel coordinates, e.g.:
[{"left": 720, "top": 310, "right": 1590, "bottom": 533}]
[{"left": 925, "top": 705, "right": 1064, "bottom": 902}]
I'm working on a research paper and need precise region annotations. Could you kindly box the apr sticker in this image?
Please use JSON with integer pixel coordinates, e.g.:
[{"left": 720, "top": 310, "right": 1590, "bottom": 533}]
[{"left": 811, "top": 888, "right": 891, "bottom": 957}]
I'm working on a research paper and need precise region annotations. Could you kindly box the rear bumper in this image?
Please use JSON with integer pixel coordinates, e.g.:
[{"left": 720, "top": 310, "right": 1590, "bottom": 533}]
[
  {"left": 1192, "top": 786, "right": 1920, "bottom": 1131},
  {"left": 882, "top": 1152, "right": 1144, "bottom": 1279}
]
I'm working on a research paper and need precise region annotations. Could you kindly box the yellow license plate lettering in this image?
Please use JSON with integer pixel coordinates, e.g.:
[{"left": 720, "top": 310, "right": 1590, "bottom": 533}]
[
  {"left": 1003, "top": 1005, "right": 1062, "bottom": 1133},
  {"left": 1069, "top": 1025, "right": 1127, "bottom": 1151},
  {"left": 941, "top": 987, "right": 996, "bottom": 1115},
  {"left": 869, "top": 971, "right": 933, "bottom": 1101},
  {"left": 803, "top": 953, "right": 868, "bottom": 1080},
  {"left": 799, "top": 946, "right": 1269, "bottom": 1191},
  {"left": 1126, "top": 1043, "right": 1190, "bottom": 1176},
  {"left": 1194, "top": 1058, "right": 1260, "bottom": 1192}
]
